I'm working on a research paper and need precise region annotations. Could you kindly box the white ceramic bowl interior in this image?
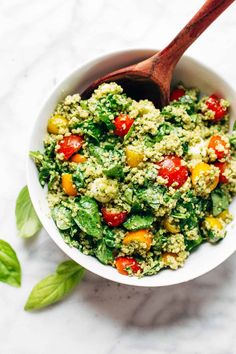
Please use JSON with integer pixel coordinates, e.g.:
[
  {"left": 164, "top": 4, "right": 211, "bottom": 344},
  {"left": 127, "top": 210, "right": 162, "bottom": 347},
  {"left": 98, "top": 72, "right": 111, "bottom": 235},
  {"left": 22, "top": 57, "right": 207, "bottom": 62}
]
[{"left": 27, "top": 49, "right": 236, "bottom": 287}]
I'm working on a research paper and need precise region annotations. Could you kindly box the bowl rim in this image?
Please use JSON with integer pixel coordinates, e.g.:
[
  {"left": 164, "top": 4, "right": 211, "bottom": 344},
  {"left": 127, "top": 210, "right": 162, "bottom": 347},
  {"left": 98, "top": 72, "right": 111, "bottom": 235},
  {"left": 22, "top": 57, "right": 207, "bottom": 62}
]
[{"left": 26, "top": 48, "right": 236, "bottom": 287}]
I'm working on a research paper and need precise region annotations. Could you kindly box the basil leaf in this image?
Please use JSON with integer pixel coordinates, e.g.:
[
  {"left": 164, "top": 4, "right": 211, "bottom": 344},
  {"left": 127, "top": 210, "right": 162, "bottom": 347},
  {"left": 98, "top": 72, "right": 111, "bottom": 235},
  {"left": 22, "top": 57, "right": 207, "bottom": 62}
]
[
  {"left": 103, "top": 227, "right": 116, "bottom": 248},
  {"left": 24, "top": 260, "right": 85, "bottom": 311},
  {"left": 123, "top": 214, "right": 154, "bottom": 230},
  {"left": 0, "top": 240, "right": 21, "bottom": 287},
  {"left": 73, "top": 168, "right": 85, "bottom": 190},
  {"left": 15, "top": 186, "right": 42, "bottom": 238},
  {"left": 75, "top": 196, "right": 102, "bottom": 238},
  {"left": 185, "top": 235, "right": 203, "bottom": 252},
  {"left": 211, "top": 188, "right": 229, "bottom": 216},
  {"left": 95, "top": 240, "right": 114, "bottom": 265}
]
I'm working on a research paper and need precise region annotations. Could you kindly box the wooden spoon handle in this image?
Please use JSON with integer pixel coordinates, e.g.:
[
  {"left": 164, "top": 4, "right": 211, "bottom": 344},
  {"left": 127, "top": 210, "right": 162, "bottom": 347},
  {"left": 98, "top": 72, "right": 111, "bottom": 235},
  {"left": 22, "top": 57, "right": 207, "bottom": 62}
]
[{"left": 156, "top": 0, "right": 235, "bottom": 70}]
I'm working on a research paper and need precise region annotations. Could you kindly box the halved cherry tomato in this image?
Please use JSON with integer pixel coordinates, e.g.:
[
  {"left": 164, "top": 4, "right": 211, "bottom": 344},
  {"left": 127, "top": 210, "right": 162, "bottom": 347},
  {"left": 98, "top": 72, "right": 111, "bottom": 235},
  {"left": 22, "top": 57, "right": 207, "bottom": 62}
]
[
  {"left": 123, "top": 229, "right": 153, "bottom": 251},
  {"left": 101, "top": 208, "right": 128, "bottom": 227},
  {"left": 114, "top": 114, "right": 134, "bottom": 137},
  {"left": 115, "top": 256, "right": 141, "bottom": 275},
  {"left": 170, "top": 88, "right": 185, "bottom": 101},
  {"left": 70, "top": 153, "right": 87, "bottom": 163},
  {"left": 214, "top": 161, "right": 228, "bottom": 183},
  {"left": 57, "top": 135, "right": 84, "bottom": 160},
  {"left": 208, "top": 135, "right": 229, "bottom": 160},
  {"left": 155, "top": 155, "right": 188, "bottom": 188},
  {"left": 205, "top": 94, "right": 228, "bottom": 121}
]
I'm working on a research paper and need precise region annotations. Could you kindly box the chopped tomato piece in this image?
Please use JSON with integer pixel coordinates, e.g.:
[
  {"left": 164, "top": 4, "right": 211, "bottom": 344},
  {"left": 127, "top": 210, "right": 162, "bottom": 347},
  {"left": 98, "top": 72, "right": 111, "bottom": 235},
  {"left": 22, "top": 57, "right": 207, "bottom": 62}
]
[
  {"left": 101, "top": 208, "right": 128, "bottom": 227},
  {"left": 155, "top": 155, "right": 188, "bottom": 188},
  {"left": 170, "top": 88, "right": 185, "bottom": 101},
  {"left": 205, "top": 94, "right": 228, "bottom": 121},
  {"left": 214, "top": 161, "right": 228, "bottom": 183},
  {"left": 208, "top": 135, "right": 229, "bottom": 160},
  {"left": 114, "top": 114, "right": 134, "bottom": 137},
  {"left": 115, "top": 256, "right": 141, "bottom": 275},
  {"left": 70, "top": 153, "right": 87, "bottom": 163},
  {"left": 57, "top": 135, "right": 84, "bottom": 160}
]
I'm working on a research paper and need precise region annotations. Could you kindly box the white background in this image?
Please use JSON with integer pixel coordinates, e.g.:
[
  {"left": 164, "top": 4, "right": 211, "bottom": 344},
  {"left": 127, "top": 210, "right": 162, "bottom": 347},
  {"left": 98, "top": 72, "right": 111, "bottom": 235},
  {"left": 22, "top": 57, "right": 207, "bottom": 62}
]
[{"left": 1, "top": 1, "right": 236, "bottom": 353}]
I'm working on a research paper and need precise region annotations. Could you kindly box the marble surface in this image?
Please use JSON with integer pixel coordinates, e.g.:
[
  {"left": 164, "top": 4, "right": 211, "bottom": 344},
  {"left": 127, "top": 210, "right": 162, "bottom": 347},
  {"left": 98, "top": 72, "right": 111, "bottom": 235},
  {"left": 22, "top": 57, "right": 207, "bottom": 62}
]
[{"left": 1, "top": 0, "right": 236, "bottom": 353}]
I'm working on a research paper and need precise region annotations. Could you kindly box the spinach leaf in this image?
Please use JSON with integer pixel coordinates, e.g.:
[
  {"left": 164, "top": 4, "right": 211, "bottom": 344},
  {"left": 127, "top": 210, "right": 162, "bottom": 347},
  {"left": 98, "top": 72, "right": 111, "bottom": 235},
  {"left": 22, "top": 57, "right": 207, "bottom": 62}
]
[
  {"left": 185, "top": 236, "right": 203, "bottom": 252},
  {"left": 24, "top": 260, "right": 85, "bottom": 311},
  {"left": 95, "top": 240, "right": 114, "bottom": 265},
  {"left": 73, "top": 168, "right": 85, "bottom": 190},
  {"left": 103, "top": 227, "right": 116, "bottom": 248},
  {"left": 135, "top": 185, "right": 166, "bottom": 211},
  {"left": 230, "top": 121, "right": 236, "bottom": 148},
  {"left": 0, "top": 240, "right": 21, "bottom": 287},
  {"left": 15, "top": 186, "right": 42, "bottom": 238},
  {"left": 89, "top": 145, "right": 105, "bottom": 164},
  {"left": 76, "top": 120, "right": 102, "bottom": 143},
  {"left": 123, "top": 214, "right": 154, "bottom": 230},
  {"left": 211, "top": 188, "right": 229, "bottom": 216},
  {"left": 103, "top": 164, "right": 124, "bottom": 179},
  {"left": 75, "top": 196, "right": 102, "bottom": 238},
  {"left": 52, "top": 206, "right": 73, "bottom": 230}
]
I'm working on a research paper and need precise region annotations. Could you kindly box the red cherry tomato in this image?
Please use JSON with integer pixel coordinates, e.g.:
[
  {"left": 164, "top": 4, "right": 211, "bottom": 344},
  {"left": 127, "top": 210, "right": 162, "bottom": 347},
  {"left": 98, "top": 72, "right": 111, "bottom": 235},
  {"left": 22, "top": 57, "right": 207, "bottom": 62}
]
[
  {"left": 208, "top": 135, "right": 229, "bottom": 160},
  {"left": 101, "top": 208, "right": 128, "bottom": 227},
  {"left": 57, "top": 135, "right": 84, "bottom": 160},
  {"left": 205, "top": 94, "right": 228, "bottom": 121},
  {"left": 155, "top": 155, "right": 188, "bottom": 188},
  {"left": 214, "top": 162, "right": 228, "bottom": 183},
  {"left": 170, "top": 88, "right": 185, "bottom": 101},
  {"left": 115, "top": 256, "right": 141, "bottom": 275},
  {"left": 114, "top": 114, "right": 134, "bottom": 137}
]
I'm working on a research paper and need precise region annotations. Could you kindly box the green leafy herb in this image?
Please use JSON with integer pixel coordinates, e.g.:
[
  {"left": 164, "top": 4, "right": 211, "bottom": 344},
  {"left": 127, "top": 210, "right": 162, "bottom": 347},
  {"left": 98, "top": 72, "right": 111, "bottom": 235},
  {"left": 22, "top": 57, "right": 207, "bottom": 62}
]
[
  {"left": 24, "top": 260, "right": 85, "bottom": 311},
  {"left": 15, "top": 186, "right": 42, "bottom": 238},
  {"left": 103, "top": 164, "right": 124, "bottom": 179},
  {"left": 52, "top": 206, "right": 73, "bottom": 230},
  {"left": 0, "top": 240, "right": 21, "bottom": 287},
  {"left": 73, "top": 168, "right": 85, "bottom": 190},
  {"left": 185, "top": 235, "right": 203, "bottom": 252},
  {"left": 103, "top": 227, "right": 116, "bottom": 248},
  {"left": 211, "top": 188, "right": 229, "bottom": 216},
  {"left": 75, "top": 196, "right": 102, "bottom": 238},
  {"left": 95, "top": 240, "right": 114, "bottom": 265},
  {"left": 123, "top": 214, "right": 154, "bottom": 230}
]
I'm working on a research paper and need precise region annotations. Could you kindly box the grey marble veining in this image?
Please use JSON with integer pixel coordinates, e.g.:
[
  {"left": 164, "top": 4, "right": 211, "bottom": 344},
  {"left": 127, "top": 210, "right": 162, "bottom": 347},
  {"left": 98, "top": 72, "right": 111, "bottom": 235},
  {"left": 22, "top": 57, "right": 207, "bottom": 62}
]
[{"left": 1, "top": 0, "right": 236, "bottom": 353}]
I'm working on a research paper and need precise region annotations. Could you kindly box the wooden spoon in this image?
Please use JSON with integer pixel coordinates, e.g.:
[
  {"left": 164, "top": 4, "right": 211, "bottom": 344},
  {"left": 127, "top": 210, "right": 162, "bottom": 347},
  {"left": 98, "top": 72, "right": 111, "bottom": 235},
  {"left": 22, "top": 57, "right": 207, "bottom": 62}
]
[{"left": 81, "top": 0, "right": 234, "bottom": 108}]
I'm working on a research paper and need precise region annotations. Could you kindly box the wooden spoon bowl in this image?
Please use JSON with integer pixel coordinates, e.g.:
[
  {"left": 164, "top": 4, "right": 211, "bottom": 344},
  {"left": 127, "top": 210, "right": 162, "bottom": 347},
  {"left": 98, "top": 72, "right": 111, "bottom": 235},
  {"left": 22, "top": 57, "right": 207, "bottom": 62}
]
[{"left": 82, "top": 0, "right": 235, "bottom": 108}]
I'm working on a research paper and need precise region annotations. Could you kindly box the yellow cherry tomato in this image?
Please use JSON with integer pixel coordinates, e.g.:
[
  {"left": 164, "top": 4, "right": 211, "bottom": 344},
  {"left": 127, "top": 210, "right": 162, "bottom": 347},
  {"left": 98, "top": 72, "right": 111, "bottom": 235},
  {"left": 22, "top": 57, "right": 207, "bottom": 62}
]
[
  {"left": 218, "top": 210, "right": 231, "bottom": 221},
  {"left": 204, "top": 216, "right": 223, "bottom": 230},
  {"left": 47, "top": 114, "right": 68, "bottom": 134},
  {"left": 164, "top": 217, "right": 180, "bottom": 234},
  {"left": 61, "top": 173, "right": 77, "bottom": 196},
  {"left": 125, "top": 147, "right": 144, "bottom": 167},
  {"left": 162, "top": 252, "right": 178, "bottom": 264},
  {"left": 70, "top": 154, "right": 87, "bottom": 163},
  {"left": 191, "top": 162, "right": 219, "bottom": 193},
  {"left": 123, "top": 229, "right": 153, "bottom": 251}
]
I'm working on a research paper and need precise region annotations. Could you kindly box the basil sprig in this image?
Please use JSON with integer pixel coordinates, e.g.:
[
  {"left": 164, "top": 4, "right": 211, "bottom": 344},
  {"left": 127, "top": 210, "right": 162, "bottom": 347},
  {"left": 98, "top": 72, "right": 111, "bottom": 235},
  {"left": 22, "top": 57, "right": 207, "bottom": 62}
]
[
  {"left": 24, "top": 260, "right": 85, "bottom": 311},
  {"left": 15, "top": 186, "right": 42, "bottom": 238},
  {"left": 0, "top": 240, "right": 21, "bottom": 287}
]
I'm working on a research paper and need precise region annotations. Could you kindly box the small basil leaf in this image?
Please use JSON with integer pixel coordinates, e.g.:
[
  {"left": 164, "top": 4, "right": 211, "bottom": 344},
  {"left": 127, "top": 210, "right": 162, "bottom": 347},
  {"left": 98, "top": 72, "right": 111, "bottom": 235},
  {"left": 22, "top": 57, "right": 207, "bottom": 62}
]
[
  {"left": 75, "top": 196, "right": 102, "bottom": 238},
  {"left": 0, "top": 240, "right": 21, "bottom": 287},
  {"left": 123, "top": 214, "right": 154, "bottom": 230},
  {"left": 24, "top": 260, "right": 85, "bottom": 311},
  {"left": 15, "top": 186, "right": 42, "bottom": 238}
]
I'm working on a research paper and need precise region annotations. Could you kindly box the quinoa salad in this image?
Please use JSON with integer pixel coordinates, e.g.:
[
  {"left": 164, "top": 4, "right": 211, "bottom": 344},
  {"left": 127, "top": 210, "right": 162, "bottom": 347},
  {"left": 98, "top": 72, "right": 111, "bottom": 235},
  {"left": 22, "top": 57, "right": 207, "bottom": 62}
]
[{"left": 31, "top": 82, "right": 236, "bottom": 277}]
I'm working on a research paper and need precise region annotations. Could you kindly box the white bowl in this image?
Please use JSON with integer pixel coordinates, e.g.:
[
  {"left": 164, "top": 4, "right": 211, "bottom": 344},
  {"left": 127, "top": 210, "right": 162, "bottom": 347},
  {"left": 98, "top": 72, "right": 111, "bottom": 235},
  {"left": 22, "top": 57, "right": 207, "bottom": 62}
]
[{"left": 27, "top": 49, "right": 236, "bottom": 287}]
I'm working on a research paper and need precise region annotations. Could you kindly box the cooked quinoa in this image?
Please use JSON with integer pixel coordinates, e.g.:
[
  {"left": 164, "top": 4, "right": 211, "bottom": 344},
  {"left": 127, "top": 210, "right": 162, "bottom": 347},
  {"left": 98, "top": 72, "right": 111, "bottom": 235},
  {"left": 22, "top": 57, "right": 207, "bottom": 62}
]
[{"left": 31, "top": 83, "right": 236, "bottom": 277}]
